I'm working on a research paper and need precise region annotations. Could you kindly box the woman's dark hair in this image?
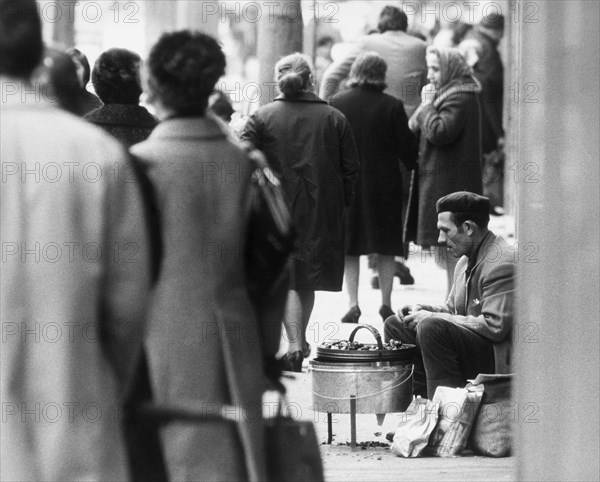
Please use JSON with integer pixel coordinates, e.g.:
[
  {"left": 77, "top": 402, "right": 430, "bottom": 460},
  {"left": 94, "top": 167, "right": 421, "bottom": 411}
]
[
  {"left": 347, "top": 51, "right": 387, "bottom": 91},
  {"left": 67, "top": 48, "right": 91, "bottom": 86},
  {"left": 377, "top": 6, "right": 408, "bottom": 33},
  {"left": 275, "top": 53, "right": 313, "bottom": 98},
  {"left": 147, "top": 30, "right": 226, "bottom": 116},
  {"left": 92, "top": 48, "right": 142, "bottom": 104},
  {"left": 0, "top": 0, "right": 43, "bottom": 78}
]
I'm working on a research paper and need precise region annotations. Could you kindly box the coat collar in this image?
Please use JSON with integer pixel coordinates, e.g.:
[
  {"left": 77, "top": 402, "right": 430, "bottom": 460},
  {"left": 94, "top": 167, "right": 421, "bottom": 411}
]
[
  {"left": 274, "top": 91, "right": 327, "bottom": 104},
  {"left": 149, "top": 114, "right": 229, "bottom": 140},
  {"left": 468, "top": 231, "right": 498, "bottom": 274},
  {"left": 85, "top": 104, "right": 157, "bottom": 128}
]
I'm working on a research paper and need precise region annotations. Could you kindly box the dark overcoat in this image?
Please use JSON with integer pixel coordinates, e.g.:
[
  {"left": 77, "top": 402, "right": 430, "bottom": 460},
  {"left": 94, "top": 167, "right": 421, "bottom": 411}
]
[
  {"left": 329, "top": 86, "right": 418, "bottom": 256},
  {"left": 241, "top": 92, "right": 359, "bottom": 291},
  {"left": 130, "top": 117, "right": 278, "bottom": 482},
  {"left": 412, "top": 80, "right": 483, "bottom": 246}
]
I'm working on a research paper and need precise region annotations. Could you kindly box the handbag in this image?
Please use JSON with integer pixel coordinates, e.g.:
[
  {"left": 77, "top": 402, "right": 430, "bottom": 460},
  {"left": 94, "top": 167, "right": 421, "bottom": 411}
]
[
  {"left": 265, "top": 392, "right": 325, "bottom": 482},
  {"left": 139, "top": 390, "right": 325, "bottom": 482},
  {"left": 243, "top": 144, "right": 295, "bottom": 360}
]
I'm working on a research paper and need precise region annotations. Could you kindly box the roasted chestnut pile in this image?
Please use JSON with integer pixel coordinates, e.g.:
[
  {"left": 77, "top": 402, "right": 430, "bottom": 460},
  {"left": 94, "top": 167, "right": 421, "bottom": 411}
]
[{"left": 320, "top": 339, "right": 404, "bottom": 350}]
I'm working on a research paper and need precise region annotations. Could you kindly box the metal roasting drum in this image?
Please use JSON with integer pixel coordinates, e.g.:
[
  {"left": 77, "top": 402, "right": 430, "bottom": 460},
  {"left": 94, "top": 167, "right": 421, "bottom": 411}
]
[{"left": 310, "top": 325, "right": 416, "bottom": 414}]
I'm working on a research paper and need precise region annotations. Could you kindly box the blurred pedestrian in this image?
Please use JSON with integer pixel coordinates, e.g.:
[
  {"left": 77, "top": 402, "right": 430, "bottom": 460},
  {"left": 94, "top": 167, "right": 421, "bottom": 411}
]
[
  {"left": 320, "top": 5, "right": 427, "bottom": 117},
  {"left": 408, "top": 46, "right": 483, "bottom": 295},
  {"left": 242, "top": 53, "right": 359, "bottom": 371},
  {"left": 330, "top": 52, "right": 418, "bottom": 323},
  {"left": 31, "top": 47, "right": 82, "bottom": 114},
  {"left": 66, "top": 47, "right": 103, "bottom": 116},
  {"left": 85, "top": 48, "right": 157, "bottom": 147},
  {"left": 131, "top": 30, "right": 284, "bottom": 481},
  {"left": 1, "top": 1, "right": 152, "bottom": 479},
  {"left": 314, "top": 35, "right": 334, "bottom": 87},
  {"left": 460, "top": 13, "right": 505, "bottom": 210}
]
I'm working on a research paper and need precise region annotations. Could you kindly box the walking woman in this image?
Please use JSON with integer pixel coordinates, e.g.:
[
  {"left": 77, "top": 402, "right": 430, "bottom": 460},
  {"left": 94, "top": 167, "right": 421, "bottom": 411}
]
[
  {"left": 131, "top": 31, "right": 283, "bottom": 481},
  {"left": 330, "top": 52, "right": 418, "bottom": 323},
  {"left": 408, "top": 46, "right": 483, "bottom": 294},
  {"left": 242, "top": 53, "right": 359, "bottom": 371}
]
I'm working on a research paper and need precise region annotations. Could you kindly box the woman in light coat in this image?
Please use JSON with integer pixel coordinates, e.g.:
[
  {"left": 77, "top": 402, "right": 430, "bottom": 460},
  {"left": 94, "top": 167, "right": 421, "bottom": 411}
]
[{"left": 131, "top": 30, "right": 281, "bottom": 481}]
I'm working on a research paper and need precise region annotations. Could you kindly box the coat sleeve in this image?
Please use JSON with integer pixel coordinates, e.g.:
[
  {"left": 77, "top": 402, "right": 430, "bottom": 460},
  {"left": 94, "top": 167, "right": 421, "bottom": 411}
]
[
  {"left": 417, "top": 93, "right": 470, "bottom": 147},
  {"left": 434, "top": 261, "right": 515, "bottom": 343},
  {"left": 100, "top": 148, "right": 153, "bottom": 395},
  {"left": 239, "top": 113, "right": 263, "bottom": 150},
  {"left": 392, "top": 100, "right": 418, "bottom": 170},
  {"left": 319, "top": 44, "right": 362, "bottom": 100},
  {"left": 338, "top": 116, "right": 360, "bottom": 206}
]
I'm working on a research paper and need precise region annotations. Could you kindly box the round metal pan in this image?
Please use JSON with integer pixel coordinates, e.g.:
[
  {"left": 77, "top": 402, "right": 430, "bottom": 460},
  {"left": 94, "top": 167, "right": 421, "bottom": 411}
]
[{"left": 315, "top": 324, "right": 416, "bottom": 363}]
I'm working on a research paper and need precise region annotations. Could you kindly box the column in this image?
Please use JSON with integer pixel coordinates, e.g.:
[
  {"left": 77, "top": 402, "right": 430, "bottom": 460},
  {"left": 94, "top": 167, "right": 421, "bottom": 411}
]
[{"left": 512, "top": 1, "right": 600, "bottom": 480}]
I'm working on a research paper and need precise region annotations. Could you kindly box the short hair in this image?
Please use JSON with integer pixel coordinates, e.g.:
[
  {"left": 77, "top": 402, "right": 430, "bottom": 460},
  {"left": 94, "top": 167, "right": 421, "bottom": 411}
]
[
  {"left": 67, "top": 48, "right": 91, "bottom": 86},
  {"left": 147, "top": 30, "right": 226, "bottom": 116},
  {"left": 275, "top": 53, "right": 314, "bottom": 98},
  {"left": 377, "top": 6, "right": 408, "bottom": 33},
  {"left": 450, "top": 211, "right": 490, "bottom": 230},
  {"left": 347, "top": 51, "right": 387, "bottom": 91},
  {"left": 92, "top": 48, "right": 142, "bottom": 104},
  {"left": 0, "top": 0, "right": 43, "bottom": 78}
]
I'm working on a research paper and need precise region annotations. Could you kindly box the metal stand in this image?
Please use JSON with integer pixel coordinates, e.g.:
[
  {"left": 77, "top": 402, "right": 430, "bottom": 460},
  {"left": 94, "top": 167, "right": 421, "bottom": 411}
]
[
  {"left": 350, "top": 395, "right": 357, "bottom": 449},
  {"left": 327, "top": 413, "right": 333, "bottom": 444}
]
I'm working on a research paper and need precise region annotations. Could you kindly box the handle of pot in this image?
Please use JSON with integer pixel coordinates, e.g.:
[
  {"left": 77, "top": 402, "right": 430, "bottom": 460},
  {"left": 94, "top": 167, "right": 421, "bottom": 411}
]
[{"left": 348, "top": 324, "right": 384, "bottom": 350}]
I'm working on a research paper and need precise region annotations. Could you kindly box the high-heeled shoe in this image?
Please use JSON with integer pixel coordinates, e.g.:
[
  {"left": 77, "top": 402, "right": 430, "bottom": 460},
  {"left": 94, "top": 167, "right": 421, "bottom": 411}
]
[
  {"left": 341, "top": 305, "right": 361, "bottom": 324},
  {"left": 379, "top": 304, "right": 394, "bottom": 321},
  {"left": 280, "top": 351, "right": 303, "bottom": 372}
]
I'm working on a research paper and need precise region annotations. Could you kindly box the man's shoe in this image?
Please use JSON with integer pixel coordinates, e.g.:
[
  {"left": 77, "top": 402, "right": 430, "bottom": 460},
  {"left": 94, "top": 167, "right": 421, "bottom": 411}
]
[
  {"left": 395, "top": 261, "right": 415, "bottom": 285},
  {"left": 341, "top": 305, "right": 361, "bottom": 324},
  {"left": 379, "top": 304, "right": 394, "bottom": 321},
  {"left": 371, "top": 276, "right": 380, "bottom": 289}
]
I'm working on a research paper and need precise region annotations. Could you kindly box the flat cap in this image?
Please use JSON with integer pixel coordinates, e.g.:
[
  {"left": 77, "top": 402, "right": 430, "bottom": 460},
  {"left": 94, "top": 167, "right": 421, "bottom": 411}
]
[
  {"left": 480, "top": 13, "right": 505, "bottom": 30},
  {"left": 436, "top": 191, "right": 491, "bottom": 215}
]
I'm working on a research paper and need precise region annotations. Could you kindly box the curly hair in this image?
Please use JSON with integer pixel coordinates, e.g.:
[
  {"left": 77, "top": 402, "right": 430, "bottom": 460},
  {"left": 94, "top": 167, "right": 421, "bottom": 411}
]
[
  {"left": 147, "top": 30, "right": 226, "bottom": 116},
  {"left": 92, "top": 48, "right": 142, "bottom": 104},
  {"left": 0, "top": 0, "right": 43, "bottom": 78},
  {"left": 275, "top": 53, "right": 314, "bottom": 98},
  {"left": 347, "top": 51, "right": 387, "bottom": 91}
]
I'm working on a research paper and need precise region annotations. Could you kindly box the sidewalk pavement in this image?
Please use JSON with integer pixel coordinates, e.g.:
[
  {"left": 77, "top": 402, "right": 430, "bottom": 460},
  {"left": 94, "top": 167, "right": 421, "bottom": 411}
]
[{"left": 277, "top": 214, "right": 516, "bottom": 481}]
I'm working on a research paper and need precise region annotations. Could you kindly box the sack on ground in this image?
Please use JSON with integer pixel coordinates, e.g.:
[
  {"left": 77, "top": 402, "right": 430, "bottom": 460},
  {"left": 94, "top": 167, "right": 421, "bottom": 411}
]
[
  {"left": 427, "top": 385, "right": 483, "bottom": 457},
  {"left": 467, "top": 374, "right": 513, "bottom": 457},
  {"left": 391, "top": 397, "right": 439, "bottom": 457}
]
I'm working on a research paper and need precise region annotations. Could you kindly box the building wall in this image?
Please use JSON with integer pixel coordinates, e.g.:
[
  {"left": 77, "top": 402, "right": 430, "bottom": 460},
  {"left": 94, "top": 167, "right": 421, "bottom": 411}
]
[{"left": 512, "top": 1, "right": 600, "bottom": 480}]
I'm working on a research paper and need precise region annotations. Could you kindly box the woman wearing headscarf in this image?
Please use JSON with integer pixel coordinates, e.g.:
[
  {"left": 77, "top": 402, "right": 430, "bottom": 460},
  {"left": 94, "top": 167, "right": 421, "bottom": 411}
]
[
  {"left": 408, "top": 46, "right": 483, "bottom": 294},
  {"left": 329, "top": 52, "right": 418, "bottom": 323},
  {"left": 241, "top": 53, "right": 359, "bottom": 371}
]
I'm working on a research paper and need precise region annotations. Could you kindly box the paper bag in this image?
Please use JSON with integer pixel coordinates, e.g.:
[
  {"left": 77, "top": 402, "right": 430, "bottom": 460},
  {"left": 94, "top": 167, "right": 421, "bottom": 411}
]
[
  {"left": 391, "top": 398, "right": 439, "bottom": 457},
  {"left": 427, "top": 385, "right": 483, "bottom": 457}
]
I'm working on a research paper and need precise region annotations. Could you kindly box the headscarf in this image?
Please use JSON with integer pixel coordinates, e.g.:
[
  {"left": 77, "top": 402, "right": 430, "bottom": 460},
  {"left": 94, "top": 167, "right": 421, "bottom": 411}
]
[{"left": 426, "top": 46, "right": 480, "bottom": 106}]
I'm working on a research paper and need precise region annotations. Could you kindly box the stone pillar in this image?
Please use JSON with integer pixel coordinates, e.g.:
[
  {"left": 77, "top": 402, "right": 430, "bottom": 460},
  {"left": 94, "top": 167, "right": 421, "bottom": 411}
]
[
  {"left": 512, "top": 1, "right": 600, "bottom": 480},
  {"left": 256, "top": 0, "right": 303, "bottom": 105}
]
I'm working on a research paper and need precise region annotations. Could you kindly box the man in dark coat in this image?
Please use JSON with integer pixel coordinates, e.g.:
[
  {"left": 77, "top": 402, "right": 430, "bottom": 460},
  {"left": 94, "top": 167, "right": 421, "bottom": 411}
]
[{"left": 384, "top": 192, "right": 515, "bottom": 398}]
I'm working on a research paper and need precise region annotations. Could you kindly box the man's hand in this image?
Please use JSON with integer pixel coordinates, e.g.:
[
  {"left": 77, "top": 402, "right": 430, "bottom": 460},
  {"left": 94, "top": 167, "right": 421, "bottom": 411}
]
[
  {"left": 421, "top": 83, "right": 437, "bottom": 104},
  {"left": 401, "top": 305, "right": 432, "bottom": 331}
]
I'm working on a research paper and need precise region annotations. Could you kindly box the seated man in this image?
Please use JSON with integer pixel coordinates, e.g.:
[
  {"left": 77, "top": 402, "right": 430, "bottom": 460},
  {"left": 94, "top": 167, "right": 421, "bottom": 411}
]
[{"left": 384, "top": 192, "right": 515, "bottom": 398}]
